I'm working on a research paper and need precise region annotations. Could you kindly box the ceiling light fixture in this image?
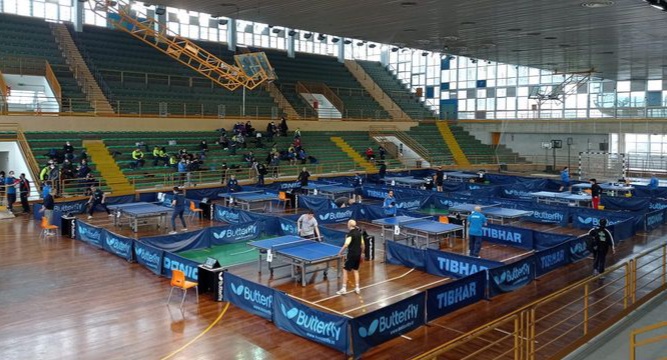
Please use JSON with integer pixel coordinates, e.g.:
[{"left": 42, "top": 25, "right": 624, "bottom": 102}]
[
  {"left": 400, "top": 1, "right": 418, "bottom": 7},
  {"left": 581, "top": 1, "right": 614, "bottom": 8},
  {"left": 288, "top": 30, "right": 296, "bottom": 36},
  {"left": 304, "top": 33, "right": 312, "bottom": 39},
  {"left": 391, "top": 47, "right": 399, "bottom": 52}
]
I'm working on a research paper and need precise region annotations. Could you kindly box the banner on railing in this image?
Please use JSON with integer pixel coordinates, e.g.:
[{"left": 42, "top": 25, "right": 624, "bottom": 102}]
[
  {"left": 521, "top": 204, "right": 570, "bottom": 226},
  {"left": 209, "top": 222, "right": 263, "bottom": 245},
  {"left": 351, "top": 292, "right": 425, "bottom": 357},
  {"left": 273, "top": 291, "right": 350, "bottom": 354},
  {"left": 645, "top": 208, "right": 666, "bottom": 232},
  {"left": 214, "top": 205, "right": 258, "bottom": 224},
  {"left": 535, "top": 242, "right": 570, "bottom": 277},
  {"left": 134, "top": 241, "right": 164, "bottom": 275},
  {"left": 426, "top": 271, "right": 487, "bottom": 322},
  {"left": 386, "top": 240, "right": 426, "bottom": 270},
  {"left": 601, "top": 196, "right": 650, "bottom": 212},
  {"left": 162, "top": 251, "right": 200, "bottom": 281},
  {"left": 224, "top": 272, "right": 274, "bottom": 321},
  {"left": 425, "top": 249, "right": 503, "bottom": 278},
  {"left": 141, "top": 229, "right": 209, "bottom": 252},
  {"left": 488, "top": 256, "right": 535, "bottom": 298},
  {"left": 316, "top": 207, "right": 358, "bottom": 224}
]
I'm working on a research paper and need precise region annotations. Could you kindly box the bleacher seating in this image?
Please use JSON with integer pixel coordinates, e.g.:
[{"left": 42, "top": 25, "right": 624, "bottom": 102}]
[
  {"left": 357, "top": 60, "right": 437, "bottom": 120},
  {"left": 0, "top": 13, "right": 93, "bottom": 113},
  {"left": 263, "top": 50, "right": 389, "bottom": 119},
  {"left": 74, "top": 25, "right": 278, "bottom": 117}
]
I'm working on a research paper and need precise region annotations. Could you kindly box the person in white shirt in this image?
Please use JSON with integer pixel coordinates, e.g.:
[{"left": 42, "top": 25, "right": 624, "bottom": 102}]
[{"left": 297, "top": 209, "right": 321, "bottom": 241}]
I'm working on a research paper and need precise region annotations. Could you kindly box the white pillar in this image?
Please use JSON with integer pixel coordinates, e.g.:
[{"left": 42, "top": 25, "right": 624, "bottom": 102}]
[
  {"left": 380, "top": 48, "right": 390, "bottom": 67},
  {"left": 73, "top": 0, "right": 84, "bottom": 32},
  {"left": 227, "top": 18, "right": 237, "bottom": 52},
  {"left": 337, "top": 38, "right": 344, "bottom": 63},
  {"left": 287, "top": 28, "right": 295, "bottom": 58}
]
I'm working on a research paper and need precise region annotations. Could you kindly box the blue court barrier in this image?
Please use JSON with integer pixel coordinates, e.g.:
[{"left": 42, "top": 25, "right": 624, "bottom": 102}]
[
  {"left": 273, "top": 291, "right": 350, "bottom": 354},
  {"left": 76, "top": 221, "right": 104, "bottom": 248},
  {"left": 521, "top": 204, "right": 571, "bottom": 226},
  {"left": 350, "top": 292, "right": 425, "bottom": 357},
  {"left": 426, "top": 271, "right": 488, "bottom": 322},
  {"left": 102, "top": 231, "right": 134, "bottom": 261},
  {"left": 224, "top": 272, "right": 274, "bottom": 321},
  {"left": 533, "top": 231, "right": 576, "bottom": 250},
  {"left": 298, "top": 194, "right": 335, "bottom": 212},
  {"left": 315, "top": 206, "right": 359, "bottom": 224},
  {"left": 645, "top": 208, "right": 667, "bottom": 232},
  {"left": 162, "top": 251, "right": 200, "bottom": 281},
  {"left": 185, "top": 186, "right": 226, "bottom": 200},
  {"left": 425, "top": 249, "right": 503, "bottom": 278},
  {"left": 386, "top": 240, "right": 426, "bottom": 270},
  {"left": 134, "top": 241, "right": 164, "bottom": 275},
  {"left": 568, "top": 235, "right": 592, "bottom": 262},
  {"left": 535, "top": 241, "right": 570, "bottom": 277},
  {"left": 601, "top": 196, "right": 650, "bottom": 212},
  {"left": 488, "top": 255, "right": 535, "bottom": 298},
  {"left": 482, "top": 223, "right": 534, "bottom": 250},
  {"left": 141, "top": 228, "right": 209, "bottom": 252},
  {"left": 209, "top": 221, "right": 264, "bottom": 245}
]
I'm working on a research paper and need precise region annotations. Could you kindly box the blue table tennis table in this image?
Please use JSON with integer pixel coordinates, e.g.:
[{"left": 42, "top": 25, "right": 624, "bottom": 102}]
[
  {"left": 217, "top": 191, "right": 279, "bottom": 212},
  {"left": 372, "top": 216, "right": 464, "bottom": 256},
  {"left": 108, "top": 202, "right": 172, "bottom": 232},
  {"left": 572, "top": 183, "right": 634, "bottom": 197},
  {"left": 248, "top": 235, "right": 344, "bottom": 286},
  {"left": 529, "top": 191, "right": 592, "bottom": 207},
  {"left": 303, "top": 183, "right": 354, "bottom": 199},
  {"left": 443, "top": 172, "right": 479, "bottom": 183},
  {"left": 448, "top": 203, "right": 533, "bottom": 225},
  {"left": 381, "top": 176, "right": 427, "bottom": 188}
]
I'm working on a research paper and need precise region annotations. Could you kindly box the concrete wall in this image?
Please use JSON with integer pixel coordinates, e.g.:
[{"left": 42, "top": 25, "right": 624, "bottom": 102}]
[{"left": 0, "top": 115, "right": 415, "bottom": 132}]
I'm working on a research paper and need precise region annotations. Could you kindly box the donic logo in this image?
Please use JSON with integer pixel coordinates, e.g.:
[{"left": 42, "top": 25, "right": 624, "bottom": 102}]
[
  {"left": 213, "top": 224, "right": 257, "bottom": 240},
  {"left": 493, "top": 263, "right": 531, "bottom": 284},
  {"left": 318, "top": 210, "right": 353, "bottom": 221},
  {"left": 358, "top": 303, "right": 419, "bottom": 338},
  {"left": 106, "top": 236, "right": 131, "bottom": 254},
  {"left": 280, "top": 304, "right": 342, "bottom": 341}
]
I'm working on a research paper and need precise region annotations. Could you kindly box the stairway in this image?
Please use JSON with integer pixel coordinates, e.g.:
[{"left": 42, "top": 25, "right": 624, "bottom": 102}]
[
  {"left": 344, "top": 60, "right": 410, "bottom": 120},
  {"left": 51, "top": 23, "right": 114, "bottom": 114},
  {"left": 330, "top": 137, "right": 376, "bottom": 173},
  {"left": 265, "top": 82, "right": 300, "bottom": 119},
  {"left": 83, "top": 140, "right": 134, "bottom": 194},
  {"left": 435, "top": 122, "right": 471, "bottom": 166}
]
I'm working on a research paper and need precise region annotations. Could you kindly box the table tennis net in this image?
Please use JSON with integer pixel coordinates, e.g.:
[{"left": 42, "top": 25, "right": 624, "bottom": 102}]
[{"left": 271, "top": 239, "right": 315, "bottom": 252}]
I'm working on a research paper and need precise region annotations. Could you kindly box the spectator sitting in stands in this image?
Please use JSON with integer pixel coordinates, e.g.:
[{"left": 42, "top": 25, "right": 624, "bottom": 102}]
[
  {"left": 245, "top": 121, "right": 255, "bottom": 137},
  {"left": 131, "top": 148, "right": 145, "bottom": 169},
  {"left": 227, "top": 174, "right": 241, "bottom": 192},
  {"left": 244, "top": 151, "right": 255, "bottom": 167},
  {"left": 298, "top": 149, "right": 308, "bottom": 164},
  {"left": 270, "top": 154, "right": 280, "bottom": 178},
  {"left": 365, "top": 147, "right": 375, "bottom": 161},
  {"left": 378, "top": 145, "right": 386, "bottom": 160},
  {"left": 228, "top": 140, "right": 238, "bottom": 155},
  {"left": 255, "top": 132, "right": 264, "bottom": 148},
  {"left": 61, "top": 159, "right": 74, "bottom": 179},
  {"left": 135, "top": 141, "right": 150, "bottom": 152},
  {"left": 169, "top": 155, "right": 179, "bottom": 169},
  {"left": 288, "top": 148, "right": 297, "bottom": 165},
  {"left": 179, "top": 148, "right": 188, "bottom": 157},
  {"left": 236, "top": 133, "right": 246, "bottom": 148},
  {"left": 63, "top": 141, "right": 75, "bottom": 160},
  {"left": 267, "top": 121, "right": 277, "bottom": 140},
  {"left": 152, "top": 146, "right": 162, "bottom": 166},
  {"left": 199, "top": 140, "right": 208, "bottom": 154},
  {"left": 294, "top": 127, "right": 301, "bottom": 139},
  {"left": 293, "top": 137, "right": 302, "bottom": 150},
  {"left": 219, "top": 134, "right": 230, "bottom": 149}
]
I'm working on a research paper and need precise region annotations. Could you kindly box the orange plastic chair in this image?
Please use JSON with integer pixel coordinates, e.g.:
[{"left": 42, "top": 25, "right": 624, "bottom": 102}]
[
  {"left": 439, "top": 216, "right": 449, "bottom": 224},
  {"left": 40, "top": 216, "right": 58, "bottom": 239},
  {"left": 188, "top": 201, "right": 203, "bottom": 221},
  {"left": 167, "top": 269, "right": 199, "bottom": 308},
  {"left": 278, "top": 191, "right": 292, "bottom": 210}
]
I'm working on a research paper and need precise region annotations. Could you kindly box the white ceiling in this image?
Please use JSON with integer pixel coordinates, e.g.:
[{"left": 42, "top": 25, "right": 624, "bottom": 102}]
[{"left": 152, "top": 0, "right": 667, "bottom": 81}]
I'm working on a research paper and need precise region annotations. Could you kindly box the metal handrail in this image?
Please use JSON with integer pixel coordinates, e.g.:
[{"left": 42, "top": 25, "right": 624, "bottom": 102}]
[
  {"left": 369, "top": 125, "right": 433, "bottom": 164},
  {"left": 630, "top": 321, "right": 667, "bottom": 360}
]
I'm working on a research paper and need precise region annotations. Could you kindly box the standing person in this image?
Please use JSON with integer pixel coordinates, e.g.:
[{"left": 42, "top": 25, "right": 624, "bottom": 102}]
[
  {"left": 352, "top": 173, "right": 363, "bottom": 203},
  {"left": 18, "top": 173, "right": 30, "bottom": 214},
  {"left": 468, "top": 206, "right": 488, "bottom": 258},
  {"left": 297, "top": 167, "right": 310, "bottom": 194},
  {"left": 648, "top": 174, "right": 659, "bottom": 190},
  {"left": 5, "top": 171, "right": 18, "bottom": 212},
  {"left": 378, "top": 161, "right": 387, "bottom": 179},
  {"left": 86, "top": 184, "right": 111, "bottom": 219},
  {"left": 588, "top": 218, "right": 615, "bottom": 277},
  {"left": 39, "top": 187, "right": 55, "bottom": 232},
  {"left": 297, "top": 209, "right": 321, "bottom": 241},
  {"left": 590, "top": 178, "right": 602, "bottom": 209},
  {"left": 434, "top": 166, "right": 444, "bottom": 192},
  {"left": 279, "top": 116, "right": 289, "bottom": 136},
  {"left": 255, "top": 161, "right": 267, "bottom": 186},
  {"left": 270, "top": 154, "right": 280, "bottom": 179},
  {"left": 382, "top": 190, "right": 397, "bottom": 216},
  {"left": 169, "top": 187, "right": 187, "bottom": 234},
  {"left": 559, "top": 166, "right": 571, "bottom": 192},
  {"left": 63, "top": 141, "right": 75, "bottom": 160},
  {"left": 336, "top": 219, "right": 365, "bottom": 295},
  {"left": 378, "top": 145, "right": 386, "bottom": 160}
]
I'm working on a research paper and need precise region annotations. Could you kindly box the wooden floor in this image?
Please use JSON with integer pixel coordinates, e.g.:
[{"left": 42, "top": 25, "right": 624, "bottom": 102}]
[{"left": 1, "top": 212, "right": 665, "bottom": 360}]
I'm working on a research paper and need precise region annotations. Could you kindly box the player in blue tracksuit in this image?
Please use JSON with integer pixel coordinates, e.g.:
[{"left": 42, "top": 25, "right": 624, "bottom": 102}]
[
  {"left": 382, "top": 190, "right": 397, "bottom": 216},
  {"left": 468, "top": 206, "right": 487, "bottom": 257},
  {"left": 559, "top": 166, "right": 571, "bottom": 192},
  {"left": 648, "top": 175, "right": 659, "bottom": 190}
]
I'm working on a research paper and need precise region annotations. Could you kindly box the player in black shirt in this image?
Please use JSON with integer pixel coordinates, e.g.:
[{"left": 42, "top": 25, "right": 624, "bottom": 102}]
[
  {"left": 590, "top": 178, "right": 602, "bottom": 209},
  {"left": 434, "top": 166, "right": 444, "bottom": 192},
  {"left": 336, "top": 219, "right": 365, "bottom": 295},
  {"left": 87, "top": 185, "right": 111, "bottom": 219}
]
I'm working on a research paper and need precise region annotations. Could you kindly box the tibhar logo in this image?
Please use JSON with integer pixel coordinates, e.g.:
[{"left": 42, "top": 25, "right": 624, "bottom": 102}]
[
  {"left": 532, "top": 211, "right": 564, "bottom": 222},
  {"left": 318, "top": 210, "right": 353, "bottom": 221},
  {"left": 494, "top": 263, "right": 531, "bottom": 284},
  {"left": 135, "top": 247, "right": 160, "bottom": 265},
  {"left": 436, "top": 282, "right": 477, "bottom": 309},
  {"left": 482, "top": 228, "right": 522, "bottom": 243},
  {"left": 358, "top": 303, "right": 419, "bottom": 338},
  {"left": 213, "top": 224, "right": 257, "bottom": 240},
  {"left": 365, "top": 189, "right": 388, "bottom": 199},
  {"left": 539, "top": 249, "right": 565, "bottom": 269},
  {"left": 106, "top": 237, "right": 131, "bottom": 254},
  {"left": 280, "top": 304, "right": 342, "bottom": 341},
  {"left": 437, "top": 257, "right": 488, "bottom": 276}
]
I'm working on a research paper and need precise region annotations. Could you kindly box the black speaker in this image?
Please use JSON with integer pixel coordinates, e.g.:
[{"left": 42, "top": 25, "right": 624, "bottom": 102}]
[{"left": 599, "top": 143, "right": 609, "bottom": 151}]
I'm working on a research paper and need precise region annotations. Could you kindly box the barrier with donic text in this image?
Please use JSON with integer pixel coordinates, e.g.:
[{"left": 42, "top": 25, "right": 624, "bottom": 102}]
[
  {"left": 102, "top": 230, "right": 134, "bottom": 261},
  {"left": 482, "top": 223, "right": 534, "bottom": 250},
  {"left": 76, "top": 221, "right": 104, "bottom": 249},
  {"left": 273, "top": 291, "right": 350, "bottom": 354},
  {"left": 425, "top": 249, "right": 503, "bottom": 279},
  {"left": 488, "top": 256, "right": 535, "bottom": 298},
  {"left": 351, "top": 292, "right": 425, "bottom": 357},
  {"left": 645, "top": 208, "right": 666, "bottom": 232},
  {"left": 162, "top": 251, "right": 200, "bottom": 281},
  {"left": 426, "top": 271, "right": 487, "bottom": 322},
  {"left": 386, "top": 240, "right": 426, "bottom": 270},
  {"left": 224, "top": 272, "right": 274, "bottom": 321},
  {"left": 534, "top": 241, "right": 570, "bottom": 277},
  {"left": 134, "top": 241, "right": 164, "bottom": 275}
]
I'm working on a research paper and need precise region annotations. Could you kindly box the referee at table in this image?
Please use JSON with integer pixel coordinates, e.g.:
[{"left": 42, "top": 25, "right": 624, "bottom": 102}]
[{"left": 297, "top": 209, "right": 321, "bottom": 241}]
